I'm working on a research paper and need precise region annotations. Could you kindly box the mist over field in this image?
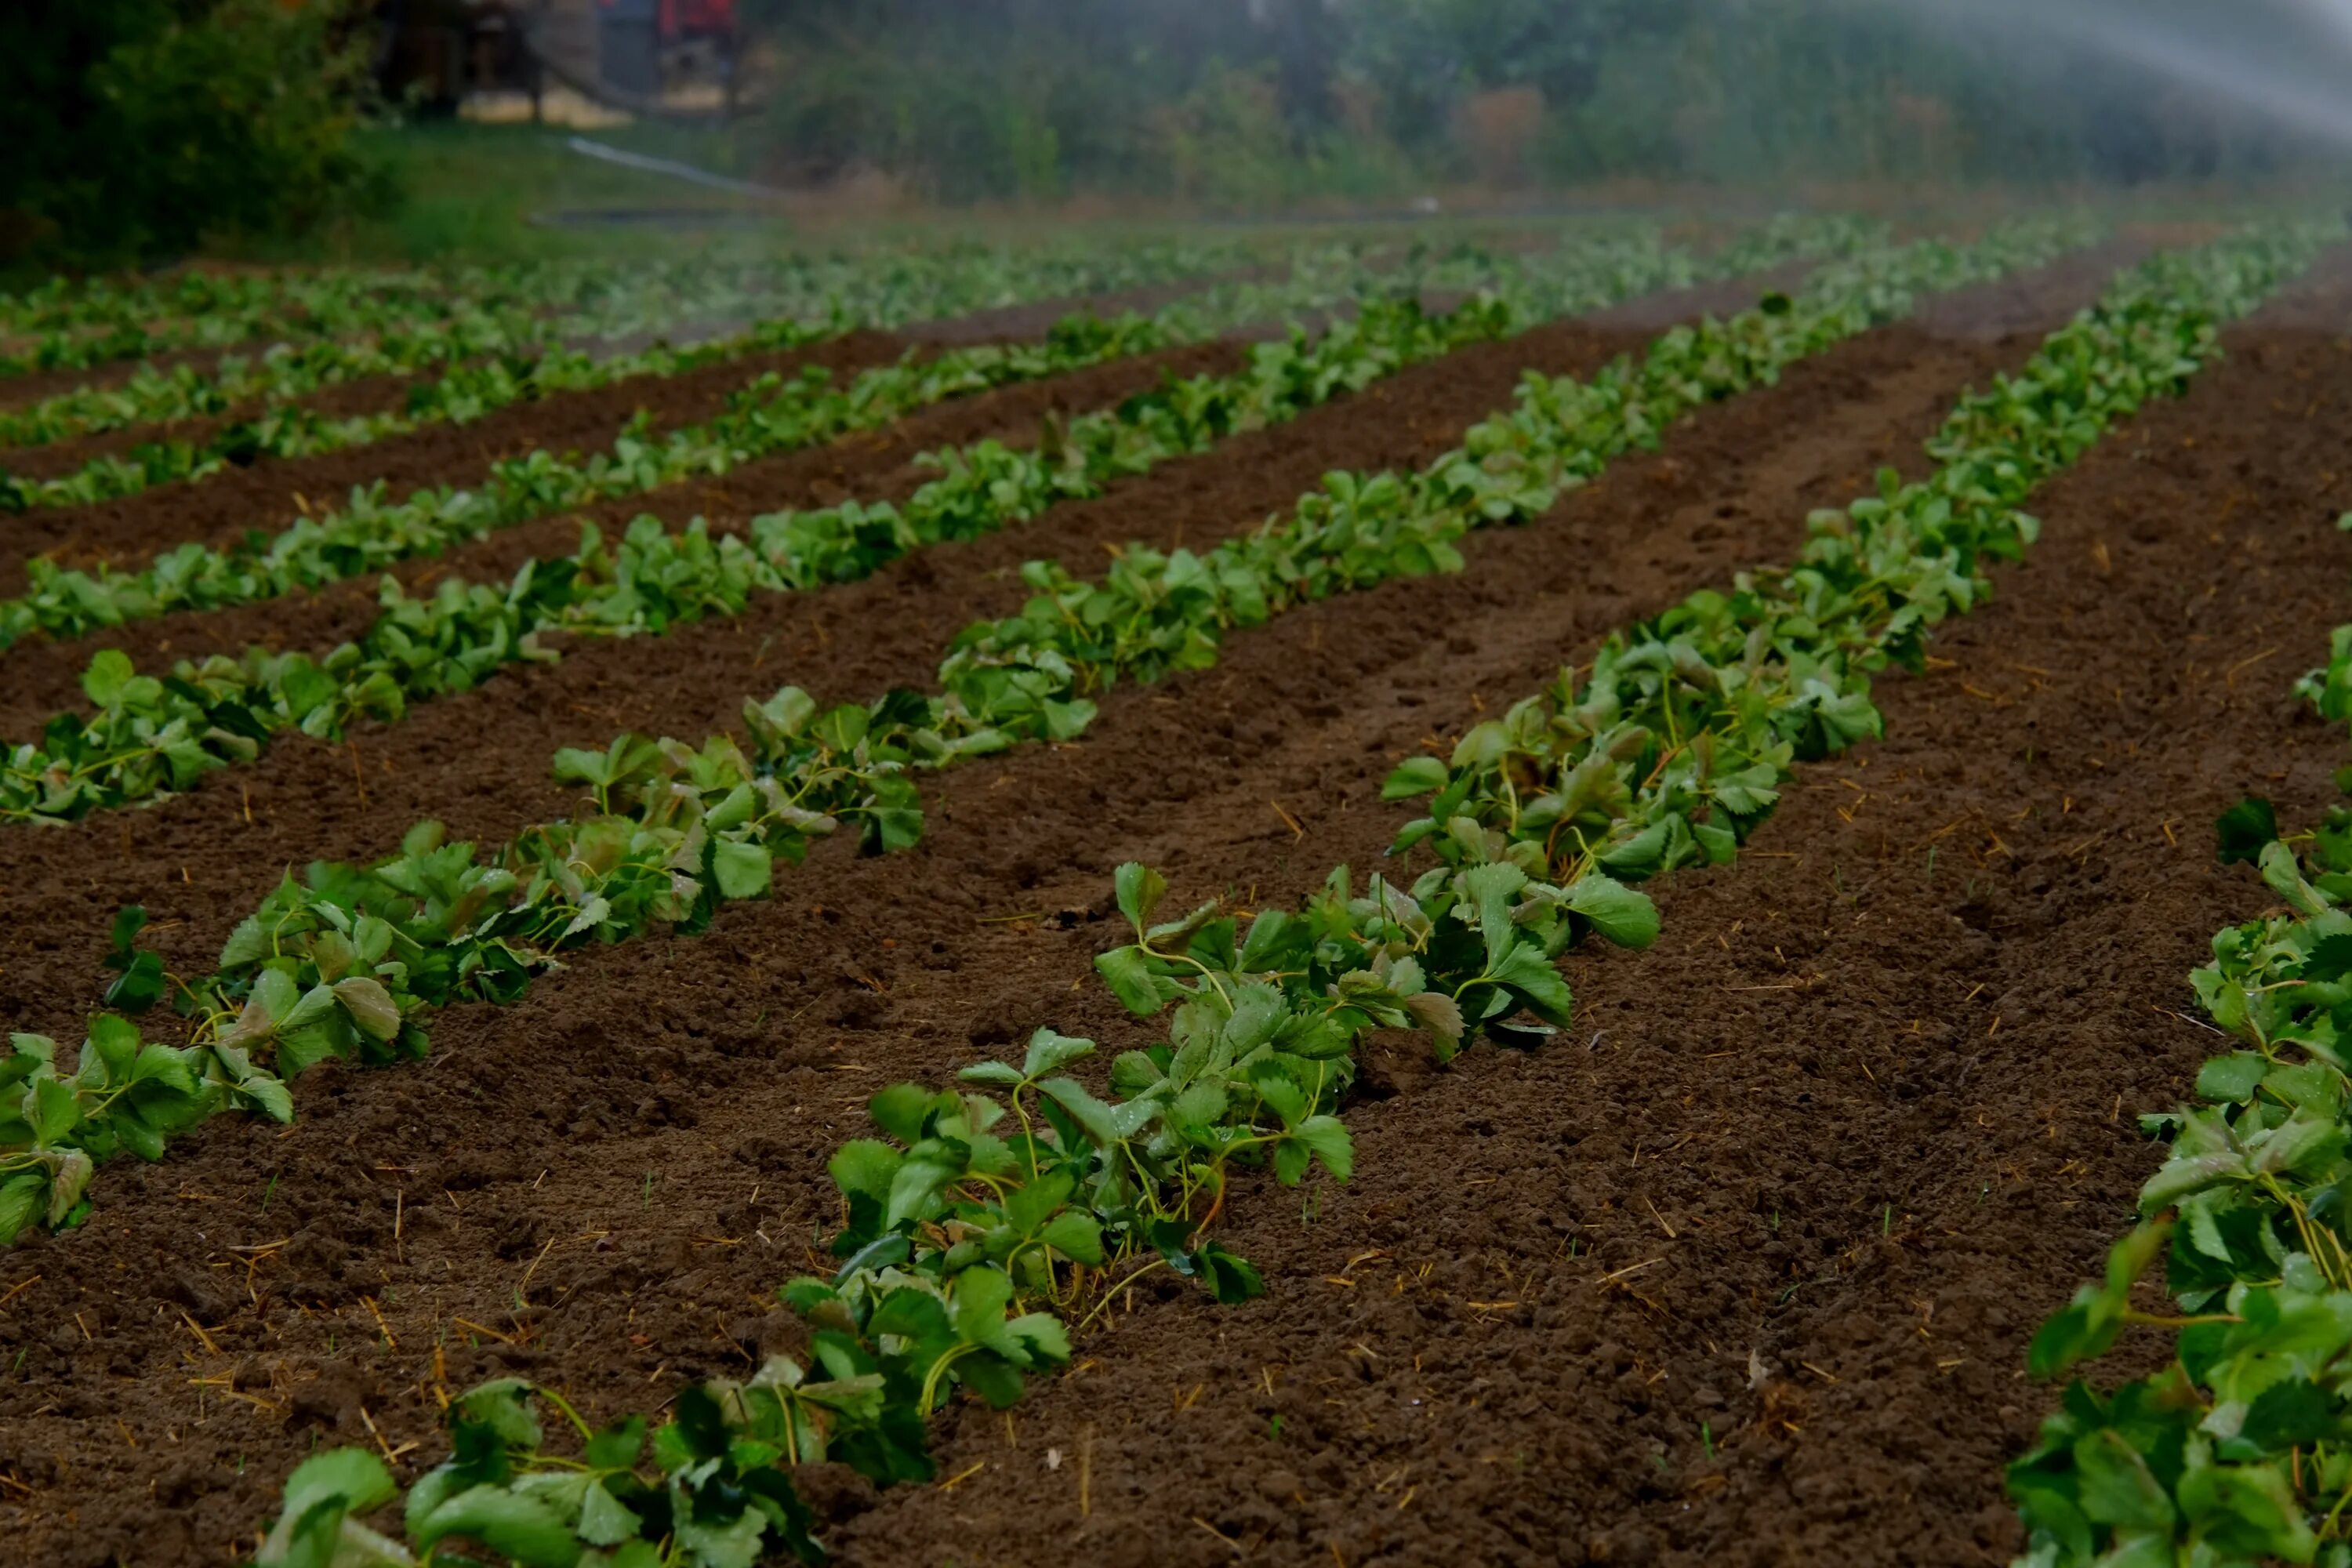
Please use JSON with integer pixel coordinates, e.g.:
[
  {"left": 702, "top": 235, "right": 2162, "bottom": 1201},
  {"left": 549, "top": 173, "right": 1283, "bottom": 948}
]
[
  {"left": 1887, "top": 0, "right": 2352, "bottom": 152},
  {"left": 10, "top": 0, "right": 2348, "bottom": 272},
  {"left": 728, "top": 0, "right": 2352, "bottom": 204}
]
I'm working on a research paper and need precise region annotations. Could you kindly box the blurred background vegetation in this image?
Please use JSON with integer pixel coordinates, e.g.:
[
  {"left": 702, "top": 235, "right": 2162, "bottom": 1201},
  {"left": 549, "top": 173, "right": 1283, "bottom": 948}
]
[
  {"left": 3, "top": 0, "right": 2343, "bottom": 275},
  {"left": 1, "top": 0, "right": 390, "bottom": 270},
  {"left": 747, "top": 0, "right": 2330, "bottom": 205}
]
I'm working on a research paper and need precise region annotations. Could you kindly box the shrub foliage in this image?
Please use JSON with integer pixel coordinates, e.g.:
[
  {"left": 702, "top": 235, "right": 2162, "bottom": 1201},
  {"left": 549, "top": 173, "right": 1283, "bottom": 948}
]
[{"left": 0, "top": 0, "right": 379, "bottom": 269}]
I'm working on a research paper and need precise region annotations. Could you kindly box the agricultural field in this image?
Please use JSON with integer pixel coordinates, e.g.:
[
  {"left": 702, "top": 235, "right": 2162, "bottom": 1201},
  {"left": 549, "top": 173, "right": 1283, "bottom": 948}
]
[{"left": 2, "top": 211, "right": 2351, "bottom": 1568}]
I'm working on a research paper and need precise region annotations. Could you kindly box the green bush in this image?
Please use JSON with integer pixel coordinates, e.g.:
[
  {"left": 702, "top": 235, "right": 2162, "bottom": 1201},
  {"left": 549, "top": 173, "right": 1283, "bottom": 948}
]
[{"left": 0, "top": 0, "right": 383, "bottom": 270}]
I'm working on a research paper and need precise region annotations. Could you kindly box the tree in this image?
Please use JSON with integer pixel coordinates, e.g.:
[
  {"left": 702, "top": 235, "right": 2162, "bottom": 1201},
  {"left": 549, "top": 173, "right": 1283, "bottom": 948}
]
[{"left": 0, "top": 0, "right": 379, "bottom": 270}]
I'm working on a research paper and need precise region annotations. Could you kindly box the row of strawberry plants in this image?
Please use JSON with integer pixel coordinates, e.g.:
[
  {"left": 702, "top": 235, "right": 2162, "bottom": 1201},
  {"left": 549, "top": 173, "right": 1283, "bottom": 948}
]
[
  {"left": 0, "top": 252, "right": 993, "bottom": 339},
  {"left": 0, "top": 219, "right": 2041, "bottom": 1231},
  {"left": 0, "top": 238, "right": 1294, "bottom": 510},
  {"left": 1, "top": 222, "right": 1799, "bottom": 824},
  {"left": 2, "top": 263, "right": 433, "bottom": 336},
  {"left": 0, "top": 277, "right": 1342, "bottom": 642},
  {"left": 0, "top": 242, "right": 1258, "bottom": 452},
  {"left": 228, "top": 224, "right": 2328, "bottom": 1568},
  {"left": 0, "top": 254, "right": 700, "bottom": 340},
  {"left": 0, "top": 298, "right": 1533, "bottom": 823},
  {"left": 0, "top": 238, "right": 1301, "bottom": 512},
  {"left": 241, "top": 843, "right": 1647, "bottom": 1568},
  {"left": 0, "top": 225, "right": 1720, "bottom": 650},
  {"left": 0, "top": 241, "right": 1259, "bottom": 384},
  {"left": 0, "top": 259, "right": 723, "bottom": 383},
  {"left": 2004, "top": 585, "right": 2352, "bottom": 1552},
  {"left": 0, "top": 265, "right": 507, "bottom": 379}
]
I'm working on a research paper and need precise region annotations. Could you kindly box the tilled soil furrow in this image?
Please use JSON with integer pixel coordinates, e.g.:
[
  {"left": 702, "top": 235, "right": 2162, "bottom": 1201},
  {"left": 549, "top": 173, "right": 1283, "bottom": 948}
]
[
  {"left": 0, "top": 337, "right": 1249, "bottom": 725},
  {"left": 0, "top": 274, "right": 1243, "bottom": 481},
  {"left": 2, "top": 367, "right": 441, "bottom": 478},
  {"left": 0, "top": 260, "right": 1799, "bottom": 715},
  {"left": 0, "top": 336, "right": 1996, "bottom": 1062},
  {"left": 0, "top": 329, "right": 921, "bottom": 595},
  {"left": 0, "top": 287, "right": 2082, "bottom": 1563},
  {"left": 0, "top": 269, "right": 1828, "bottom": 1025},
  {"left": 825, "top": 281, "right": 2352, "bottom": 1565}
]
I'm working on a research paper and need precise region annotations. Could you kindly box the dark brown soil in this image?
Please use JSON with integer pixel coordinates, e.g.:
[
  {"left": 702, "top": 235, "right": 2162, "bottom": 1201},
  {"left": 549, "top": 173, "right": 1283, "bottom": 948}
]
[
  {"left": 1, "top": 368, "right": 436, "bottom": 479},
  {"left": 0, "top": 248, "right": 1782, "bottom": 663},
  {"left": 0, "top": 337, "right": 1251, "bottom": 725},
  {"left": 0, "top": 245, "right": 2294, "bottom": 1567},
  {"left": 0, "top": 331, "right": 922, "bottom": 597},
  {"left": 0, "top": 256, "right": 1984, "bottom": 1014},
  {"left": 0, "top": 342, "right": 243, "bottom": 412},
  {"left": 0, "top": 259, "right": 1791, "bottom": 734},
  {"left": 0, "top": 274, "right": 1245, "bottom": 483}
]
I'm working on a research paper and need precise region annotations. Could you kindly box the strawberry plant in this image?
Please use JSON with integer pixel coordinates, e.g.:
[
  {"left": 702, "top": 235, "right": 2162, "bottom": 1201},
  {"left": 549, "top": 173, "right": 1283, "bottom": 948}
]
[
  {"left": 2007, "top": 579, "right": 2352, "bottom": 1566},
  {"left": 100, "top": 904, "right": 165, "bottom": 1010},
  {"left": 0, "top": 233, "right": 1616, "bottom": 642},
  {"left": 0, "top": 237, "right": 1336, "bottom": 514},
  {"left": 0, "top": 224, "right": 1870, "bottom": 823},
  {"left": 0, "top": 1011, "right": 288, "bottom": 1245},
  {"left": 1384, "top": 229, "right": 2332, "bottom": 905},
  {"left": 242, "top": 846, "right": 1658, "bottom": 1559},
  {"left": 0, "top": 222, "right": 2085, "bottom": 1228},
  {"left": 2294, "top": 619, "right": 2352, "bottom": 728},
  {"left": 253, "top": 1375, "right": 826, "bottom": 1567}
]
